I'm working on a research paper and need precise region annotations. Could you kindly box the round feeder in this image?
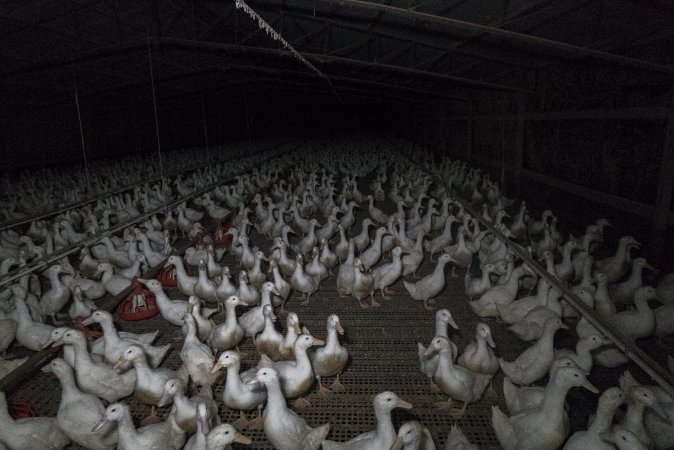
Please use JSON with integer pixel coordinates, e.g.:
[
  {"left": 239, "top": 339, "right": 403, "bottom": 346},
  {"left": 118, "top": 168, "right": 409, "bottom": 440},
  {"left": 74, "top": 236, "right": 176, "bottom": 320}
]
[
  {"left": 211, "top": 217, "right": 234, "bottom": 247},
  {"left": 158, "top": 256, "right": 193, "bottom": 287},
  {"left": 117, "top": 277, "right": 159, "bottom": 321},
  {"left": 9, "top": 394, "right": 37, "bottom": 419}
]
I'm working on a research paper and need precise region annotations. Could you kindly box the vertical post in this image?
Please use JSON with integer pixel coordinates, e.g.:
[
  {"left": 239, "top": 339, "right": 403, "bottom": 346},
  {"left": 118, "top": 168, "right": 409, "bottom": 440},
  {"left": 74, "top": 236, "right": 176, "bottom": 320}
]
[
  {"left": 466, "top": 101, "right": 474, "bottom": 161},
  {"left": 513, "top": 92, "right": 526, "bottom": 196},
  {"left": 201, "top": 96, "right": 210, "bottom": 162},
  {"left": 651, "top": 87, "right": 674, "bottom": 262}
]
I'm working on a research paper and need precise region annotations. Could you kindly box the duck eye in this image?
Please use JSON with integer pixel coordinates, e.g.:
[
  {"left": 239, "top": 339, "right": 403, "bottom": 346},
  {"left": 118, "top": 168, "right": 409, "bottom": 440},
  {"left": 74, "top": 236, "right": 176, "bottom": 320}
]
[{"left": 225, "top": 430, "right": 230, "bottom": 435}]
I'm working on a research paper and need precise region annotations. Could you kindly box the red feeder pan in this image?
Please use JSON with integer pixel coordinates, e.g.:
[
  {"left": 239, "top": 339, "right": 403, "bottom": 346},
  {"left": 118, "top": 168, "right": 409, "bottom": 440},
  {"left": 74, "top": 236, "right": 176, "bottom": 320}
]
[
  {"left": 8, "top": 394, "right": 37, "bottom": 419},
  {"left": 211, "top": 217, "right": 233, "bottom": 247},
  {"left": 158, "top": 257, "right": 193, "bottom": 287},
  {"left": 117, "top": 277, "right": 159, "bottom": 321}
]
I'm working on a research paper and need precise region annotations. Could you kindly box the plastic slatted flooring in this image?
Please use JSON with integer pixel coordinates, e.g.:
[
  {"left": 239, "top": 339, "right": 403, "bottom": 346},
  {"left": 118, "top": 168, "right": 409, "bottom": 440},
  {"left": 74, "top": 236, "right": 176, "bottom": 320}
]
[{"left": 12, "top": 198, "right": 638, "bottom": 450}]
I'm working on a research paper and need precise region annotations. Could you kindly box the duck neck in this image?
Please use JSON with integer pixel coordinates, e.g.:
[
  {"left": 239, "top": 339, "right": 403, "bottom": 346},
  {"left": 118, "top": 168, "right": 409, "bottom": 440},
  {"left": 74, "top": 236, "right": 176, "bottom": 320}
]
[
  {"left": 72, "top": 339, "right": 93, "bottom": 364},
  {"left": 540, "top": 377, "right": 570, "bottom": 420},
  {"left": 225, "top": 304, "right": 239, "bottom": 326},
  {"left": 588, "top": 400, "right": 619, "bottom": 434},
  {"left": 325, "top": 327, "right": 341, "bottom": 351},
  {"left": 574, "top": 341, "right": 594, "bottom": 371},
  {"left": 562, "top": 245, "right": 574, "bottom": 264},
  {"left": 345, "top": 242, "right": 355, "bottom": 265},
  {"left": 225, "top": 363, "right": 244, "bottom": 391},
  {"left": 117, "top": 412, "right": 138, "bottom": 440},
  {"left": 628, "top": 264, "right": 643, "bottom": 285},
  {"left": 56, "top": 369, "right": 78, "bottom": 400},
  {"left": 435, "top": 318, "right": 449, "bottom": 338},
  {"left": 624, "top": 401, "right": 644, "bottom": 431},
  {"left": 264, "top": 380, "right": 287, "bottom": 412},
  {"left": 13, "top": 298, "right": 32, "bottom": 324},
  {"left": 374, "top": 406, "right": 395, "bottom": 440},
  {"left": 99, "top": 319, "right": 121, "bottom": 341}
]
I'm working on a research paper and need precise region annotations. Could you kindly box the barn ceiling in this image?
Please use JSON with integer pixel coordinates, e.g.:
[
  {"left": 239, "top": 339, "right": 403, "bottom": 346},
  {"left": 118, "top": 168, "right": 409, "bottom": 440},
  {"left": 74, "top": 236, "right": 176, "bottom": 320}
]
[{"left": 1, "top": 0, "right": 673, "bottom": 114}]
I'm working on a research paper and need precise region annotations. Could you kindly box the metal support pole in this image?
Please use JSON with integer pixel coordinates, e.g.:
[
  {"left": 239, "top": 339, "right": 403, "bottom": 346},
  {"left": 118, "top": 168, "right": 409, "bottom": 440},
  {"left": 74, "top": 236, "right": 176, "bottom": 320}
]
[
  {"left": 651, "top": 87, "right": 674, "bottom": 261},
  {"left": 513, "top": 92, "right": 526, "bottom": 196}
]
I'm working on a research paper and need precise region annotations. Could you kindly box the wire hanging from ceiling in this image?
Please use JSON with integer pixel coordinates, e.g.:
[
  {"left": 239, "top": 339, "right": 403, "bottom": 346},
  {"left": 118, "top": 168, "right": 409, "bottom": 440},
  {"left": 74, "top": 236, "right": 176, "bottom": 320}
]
[
  {"left": 146, "top": 31, "right": 168, "bottom": 213},
  {"left": 201, "top": 96, "right": 211, "bottom": 163},
  {"left": 233, "top": 0, "right": 343, "bottom": 104},
  {"left": 73, "top": 74, "right": 91, "bottom": 193}
]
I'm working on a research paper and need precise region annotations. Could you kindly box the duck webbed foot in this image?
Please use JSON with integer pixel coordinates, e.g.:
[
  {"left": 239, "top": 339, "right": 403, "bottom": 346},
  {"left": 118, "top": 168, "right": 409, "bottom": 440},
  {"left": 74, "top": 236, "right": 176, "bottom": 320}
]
[
  {"left": 299, "top": 294, "right": 310, "bottom": 306},
  {"left": 233, "top": 411, "right": 249, "bottom": 430},
  {"left": 317, "top": 376, "right": 333, "bottom": 398},
  {"left": 293, "top": 397, "right": 311, "bottom": 409},
  {"left": 423, "top": 299, "right": 436, "bottom": 310},
  {"left": 484, "top": 380, "right": 498, "bottom": 399},
  {"left": 331, "top": 373, "right": 345, "bottom": 393},
  {"left": 448, "top": 401, "right": 468, "bottom": 418},
  {"left": 370, "top": 298, "right": 382, "bottom": 308},
  {"left": 140, "top": 406, "right": 162, "bottom": 426},
  {"left": 430, "top": 380, "right": 441, "bottom": 393},
  {"left": 359, "top": 300, "right": 370, "bottom": 309},
  {"left": 247, "top": 406, "right": 264, "bottom": 430},
  {"left": 433, "top": 398, "right": 454, "bottom": 410},
  {"left": 451, "top": 267, "right": 458, "bottom": 278}
]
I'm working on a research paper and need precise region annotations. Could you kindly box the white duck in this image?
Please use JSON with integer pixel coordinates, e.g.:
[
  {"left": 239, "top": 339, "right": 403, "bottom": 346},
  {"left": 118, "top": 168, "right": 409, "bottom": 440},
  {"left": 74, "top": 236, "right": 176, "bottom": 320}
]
[
  {"left": 322, "top": 391, "right": 412, "bottom": 450},
  {"left": 246, "top": 368, "right": 330, "bottom": 450},
  {"left": 403, "top": 253, "right": 454, "bottom": 309},
  {"left": 42, "top": 358, "right": 118, "bottom": 450},
  {"left": 92, "top": 402, "right": 185, "bottom": 450},
  {"left": 0, "top": 391, "right": 70, "bottom": 450}
]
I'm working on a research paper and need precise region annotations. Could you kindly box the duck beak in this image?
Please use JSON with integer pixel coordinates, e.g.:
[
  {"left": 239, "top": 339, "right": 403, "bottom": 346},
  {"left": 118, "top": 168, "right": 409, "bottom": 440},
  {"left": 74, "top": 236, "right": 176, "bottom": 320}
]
[
  {"left": 583, "top": 381, "right": 599, "bottom": 394},
  {"left": 198, "top": 414, "right": 210, "bottom": 435},
  {"left": 210, "top": 361, "right": 223, "bottom": 374},
  {"left": 234, "top": 431, "right": 253, "bottom": 444},
  {"left": 137, "top": 278, "right": 148, "bottom": 285},
  {"left": 261, "top": 255, "right": 269, "bottom": 262},
  {"left": 50, "top": 338, "right": 65, "bottom": 348},
  {"left": 395, "top": 398, "right": 413, "bottom": 409},
  {"left": 41, "top": 338, "right": 54, "bottom": 350},
  {"left": 293, "top": 323, "right": 302, "bottom": 334},
  {"left": 271, "top": 287, "right": 281, "bottom": 296},
  {"left": 237, "top": 299, "right": 248, "bottom": 307},
  {"left": 336, "top": 322, "right": 345, "bottom": 335},
  {"left": 312, "top": 338, "right": 325, "bottom": 346},
  {"left": 92, "top": 419, "right": 110, "bottom": 433},
  {"left": 40, "top": 364, "right": 52, "bottom": 373},
  {"left": 560, "top": 323, "right": 569, "bottom": 330},
  {"left": 423, "top": 346, "right": 436, "bottom": 358},
  {"left": 644, "top": 262, "right": 655, "bottom": 271},
  {"left": 447, "top": 316, "right": 459, "bottom": 330},
  {"left": 245, "top": 376, "right": 259, "bottom": 385},
  {"left": 163, "top": 260, "right": 172, "bottom": 268},
  {"left": 486, "top": 333, "right": 496, "bottom": 348},
  {"left": 81, "top": 316, "right": 95, "bottom": 326},
  {"left": 113, "top": 357, "right": 128, "bottom": 371},
  {"left": 390, "top": 437, "right": 403, "bottom": 450},
  {"left": 157, "top": 392, "right": 171, "bottom": 408}
]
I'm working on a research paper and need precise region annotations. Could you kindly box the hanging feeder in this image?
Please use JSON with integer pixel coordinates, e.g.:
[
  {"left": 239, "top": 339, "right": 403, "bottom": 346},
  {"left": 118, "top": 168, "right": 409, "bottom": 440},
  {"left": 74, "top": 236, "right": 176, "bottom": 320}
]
[
  {"left": 73, "top": 316, "right": 103, "bottom": 342},
  {"left": 158, "top": 254, "right": 193, "bottom": 287},
  {"left": 211, "top": 216, "right": 233, "bottom": 247},
  {"left": 117, "top": 277, "right": 159, "bottom": 321},
  {"left": 8, "top": 393, "right": 37, "bottom": 420}
]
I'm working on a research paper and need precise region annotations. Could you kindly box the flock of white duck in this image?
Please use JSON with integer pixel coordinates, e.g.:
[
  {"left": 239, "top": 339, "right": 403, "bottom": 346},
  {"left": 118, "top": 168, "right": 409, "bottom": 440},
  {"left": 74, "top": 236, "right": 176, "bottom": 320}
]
[
  {"left": 0, "top": 142, "right": 265, "bottom": 226},
  {"left": 0, "top": 143, "right": 672, "bottom": 450}
]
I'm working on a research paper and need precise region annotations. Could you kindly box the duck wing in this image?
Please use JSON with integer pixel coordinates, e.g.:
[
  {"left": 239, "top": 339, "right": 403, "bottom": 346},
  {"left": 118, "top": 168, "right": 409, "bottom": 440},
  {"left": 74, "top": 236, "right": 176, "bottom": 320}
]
[{"left": 491, "top": 406, "right": 518, "bottom": 450}]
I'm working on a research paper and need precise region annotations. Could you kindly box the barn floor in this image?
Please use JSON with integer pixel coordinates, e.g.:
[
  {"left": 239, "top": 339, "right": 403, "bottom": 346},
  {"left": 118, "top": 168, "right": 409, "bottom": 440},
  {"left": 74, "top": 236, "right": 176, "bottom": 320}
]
[{"left": 7, "top": 173, "right": 647, "bottom": 449}]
